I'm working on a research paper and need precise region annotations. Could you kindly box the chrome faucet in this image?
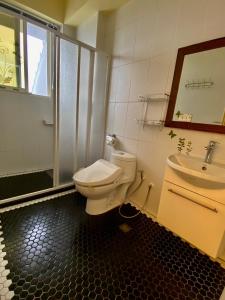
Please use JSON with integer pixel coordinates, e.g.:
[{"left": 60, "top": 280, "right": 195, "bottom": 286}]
[{"left": 204, "top": 140, "right": 217, "bottom": 164}]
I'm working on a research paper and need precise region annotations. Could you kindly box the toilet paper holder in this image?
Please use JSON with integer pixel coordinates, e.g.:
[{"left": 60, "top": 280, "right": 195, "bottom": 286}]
[{"left": 106, "top": 134, "right": 117, "bottom": 146}]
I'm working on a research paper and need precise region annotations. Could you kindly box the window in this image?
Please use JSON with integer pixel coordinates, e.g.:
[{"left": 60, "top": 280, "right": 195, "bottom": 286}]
[
  {"left": 27, "top": 23, "right": 49, "bottom": 96},
  {"left": 0, "top": 12, "right": 23, "bottom": 88},
  {"left": 0, "top": 10, "right": 51, "bottom": 96}
]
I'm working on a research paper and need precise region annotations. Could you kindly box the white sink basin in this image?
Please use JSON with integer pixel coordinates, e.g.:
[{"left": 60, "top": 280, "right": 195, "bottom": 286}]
[{"left": 167, "top": 154, "right": 225, "bottom": 184}]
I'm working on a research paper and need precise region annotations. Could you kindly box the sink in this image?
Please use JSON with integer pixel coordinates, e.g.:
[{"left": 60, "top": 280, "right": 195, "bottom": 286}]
[{"left": 167, "top": 154, "right": 225, "bottom": 184}]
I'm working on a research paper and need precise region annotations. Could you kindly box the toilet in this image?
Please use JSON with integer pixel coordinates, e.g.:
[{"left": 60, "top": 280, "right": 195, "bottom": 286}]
[{"left": 73, "top": 151, "right": 136, "bottom": 215}]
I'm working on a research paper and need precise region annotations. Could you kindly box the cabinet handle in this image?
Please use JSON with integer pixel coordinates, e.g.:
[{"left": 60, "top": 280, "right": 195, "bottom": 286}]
[{"left": 168, "top": 188, "right": 218, "bottom": 213}]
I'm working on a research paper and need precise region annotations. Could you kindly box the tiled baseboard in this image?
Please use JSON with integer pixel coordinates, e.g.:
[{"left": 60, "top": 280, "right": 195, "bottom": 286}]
[
  {"left": 0, "top": 189, "right": 75, "bottom": 213},
  {"left": 0, "top": 221, "right": 14, "bottom": 299}
]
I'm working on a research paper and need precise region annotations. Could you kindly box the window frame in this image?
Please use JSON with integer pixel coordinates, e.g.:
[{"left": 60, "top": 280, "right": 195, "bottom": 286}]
[{"left": 0, "top": 5, "right": 58, "bottom": 97}]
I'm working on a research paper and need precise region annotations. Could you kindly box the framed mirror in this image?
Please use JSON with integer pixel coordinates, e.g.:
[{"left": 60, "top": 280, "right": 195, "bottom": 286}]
[{"left": 165, "top": 38, "right": 225, "bottom": 133}]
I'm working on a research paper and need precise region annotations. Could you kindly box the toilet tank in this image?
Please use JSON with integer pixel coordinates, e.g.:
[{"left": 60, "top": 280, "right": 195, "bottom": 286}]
[{"left": 110, "top": 151, "right": 136, "bottom": 182}]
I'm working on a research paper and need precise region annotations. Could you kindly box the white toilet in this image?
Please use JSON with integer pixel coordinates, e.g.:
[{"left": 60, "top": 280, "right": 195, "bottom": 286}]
[{"left": 73, "top": 151, "right": 136, "bottom": 215}]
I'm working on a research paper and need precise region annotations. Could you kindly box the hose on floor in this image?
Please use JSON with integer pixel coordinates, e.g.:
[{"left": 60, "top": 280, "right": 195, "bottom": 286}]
[{"left": 118, "top": 170, "right": 152, "bottom": 219}]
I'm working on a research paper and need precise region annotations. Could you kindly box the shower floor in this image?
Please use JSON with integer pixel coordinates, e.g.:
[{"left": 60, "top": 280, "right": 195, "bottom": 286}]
[
  {"left": 0, "top": 170, "right": 53, "bottom": 200},
  {"left": 0, "top": 192, "right": 224, "bottom": 300}
]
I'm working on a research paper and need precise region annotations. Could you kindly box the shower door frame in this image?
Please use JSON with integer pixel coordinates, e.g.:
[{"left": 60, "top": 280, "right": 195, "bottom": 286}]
[
  {"left": 54, "top": 35, "right": 107, "bottom": 187},
  {"left": 0, "top": 10, "right": 110, "bottom": 206}
]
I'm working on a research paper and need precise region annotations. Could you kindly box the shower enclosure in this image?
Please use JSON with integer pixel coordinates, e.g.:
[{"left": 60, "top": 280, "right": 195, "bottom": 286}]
[{"left": 0, "top": 4, "right": 110, "bottom": 204}]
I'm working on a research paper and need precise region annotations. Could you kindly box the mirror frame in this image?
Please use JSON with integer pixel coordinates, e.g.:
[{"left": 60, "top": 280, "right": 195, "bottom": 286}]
[{"left": 165, "top": 37, "right": 225, "bottom": 134}]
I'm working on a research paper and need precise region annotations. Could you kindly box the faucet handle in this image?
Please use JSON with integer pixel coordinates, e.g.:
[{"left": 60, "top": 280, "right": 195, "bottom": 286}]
[
  {"left": 210, "top": 140, "right": 219, "bottom": 146},
  {"left": 210, "top": 140, "right": 219, "bottom": 148},
  {"left": 205, "top": 140, "right": 218, "bottom": 150}
]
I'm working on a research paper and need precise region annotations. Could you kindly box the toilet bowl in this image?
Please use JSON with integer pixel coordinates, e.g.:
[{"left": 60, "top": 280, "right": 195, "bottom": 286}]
[{"left": 73, "top": 151, "right": 136, "bottom": 215}]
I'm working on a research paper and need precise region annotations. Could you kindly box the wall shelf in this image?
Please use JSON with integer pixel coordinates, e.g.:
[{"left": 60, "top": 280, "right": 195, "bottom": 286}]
[
  {"left": 185, "top": 80, "right": 214, "bottom": 89},
  {"left": 136, "top": 119, "right": 164, "bottom": 126},
  {"left": 138, "top": 93, "right": 169, "bottom": 103},
  {"left": 137, "top": 93, "right": 169, "bottom": 129}
]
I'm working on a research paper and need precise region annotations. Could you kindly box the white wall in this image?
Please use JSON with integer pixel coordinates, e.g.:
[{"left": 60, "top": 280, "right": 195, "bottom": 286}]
[
  {"left": 75, "top": 12, "right": 99, "bottom": 47},
  {"left": 0, "top": 90, "right": 54, "bottom": 176},
  {"left": 74, "top": 11, "right": 106, "bottom": 49},
  {"left": 103, "top": 0, "right": 225, "bottom": 217}
]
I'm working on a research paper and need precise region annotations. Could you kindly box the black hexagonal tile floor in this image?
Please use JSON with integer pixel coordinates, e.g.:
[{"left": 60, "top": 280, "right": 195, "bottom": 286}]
[{"left": 0, "top": 193, "right": 225, "bottom": 299}]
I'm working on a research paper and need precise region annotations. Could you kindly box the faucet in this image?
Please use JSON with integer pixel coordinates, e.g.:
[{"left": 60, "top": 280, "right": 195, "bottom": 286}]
[{"left": 204, "top": 140, "right": 217, "bottom": 164}]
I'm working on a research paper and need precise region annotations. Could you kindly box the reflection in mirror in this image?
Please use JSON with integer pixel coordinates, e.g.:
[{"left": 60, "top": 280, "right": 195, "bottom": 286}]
[{"left": 173, "top": 47, "right": 225, "bottom": 125}]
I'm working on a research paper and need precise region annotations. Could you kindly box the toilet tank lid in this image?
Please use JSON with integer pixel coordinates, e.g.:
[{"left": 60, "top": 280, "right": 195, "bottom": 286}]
[
  {"left": 111, "top": 151, "right": 136, "bottom": 162},
  {"left": 73, "top": 159, "right": 122, "bottom": 187}
]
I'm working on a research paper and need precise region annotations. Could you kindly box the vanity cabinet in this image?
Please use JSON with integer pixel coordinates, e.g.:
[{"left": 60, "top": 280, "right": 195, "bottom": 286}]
[{"left": 158, "top": 167, "right": 225, "bottom": 258}]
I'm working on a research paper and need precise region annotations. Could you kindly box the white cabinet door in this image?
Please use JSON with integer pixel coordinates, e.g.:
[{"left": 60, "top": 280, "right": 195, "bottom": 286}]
[{"left": 158, "top": 181, "right": 225, "bottom": 258}]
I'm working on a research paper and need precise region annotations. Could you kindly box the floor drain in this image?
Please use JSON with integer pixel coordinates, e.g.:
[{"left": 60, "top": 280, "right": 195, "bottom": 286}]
[{"left": 119, "top": 223, "right": 132, "bottom": 233}]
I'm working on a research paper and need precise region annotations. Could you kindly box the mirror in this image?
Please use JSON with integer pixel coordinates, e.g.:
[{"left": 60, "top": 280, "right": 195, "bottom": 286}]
[{"left": 165, "top": 38, "right": 225, "bottom": 133}]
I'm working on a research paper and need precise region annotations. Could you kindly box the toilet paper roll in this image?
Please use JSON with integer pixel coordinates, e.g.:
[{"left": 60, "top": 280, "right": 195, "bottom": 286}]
[{"left": 106, "top": 134, "right": 117, "bottom": 146}]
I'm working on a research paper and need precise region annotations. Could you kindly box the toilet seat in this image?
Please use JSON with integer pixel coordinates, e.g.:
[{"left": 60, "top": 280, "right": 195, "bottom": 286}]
[
  {"left": 73, "top": 159, "right": 122, "bottom": 187},
  {"left": 75, "top": 180, "right": 119, "bottom": 200}
]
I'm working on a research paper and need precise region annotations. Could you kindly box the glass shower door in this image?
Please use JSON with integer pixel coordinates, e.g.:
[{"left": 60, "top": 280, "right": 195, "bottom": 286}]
[
  {"left": 57, "top": 37, "right": 110, "bottom": 186},
  {"left": 0, "top": 15, "right": 54, "bottom": 200},
  {"left": 57, "top": 38, "right": 79, "bottom": 185}
]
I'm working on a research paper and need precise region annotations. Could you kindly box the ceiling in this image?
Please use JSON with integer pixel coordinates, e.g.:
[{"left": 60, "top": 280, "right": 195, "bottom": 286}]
[
  {"left": 5, "top": 0, "right": 65, "bottom": 23},
  {"left": 5, "top": 0, "right": 129, "bottom": 26},
  {"left": 64, "top": 0, "right": 129, "bottom": 26}
]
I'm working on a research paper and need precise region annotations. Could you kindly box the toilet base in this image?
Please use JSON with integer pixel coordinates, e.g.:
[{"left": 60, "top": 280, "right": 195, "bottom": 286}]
[
  {"left": 85, "top": 196, "right": 121, "bottom": 215},
  {"left": 85, "top": 183, "right": 131, "bottom": 215}
]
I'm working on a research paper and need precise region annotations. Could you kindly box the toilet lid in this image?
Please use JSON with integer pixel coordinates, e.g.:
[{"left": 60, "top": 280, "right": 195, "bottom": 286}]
[{"left": 73, "top": 159, "right": 122, "bottom": 187}]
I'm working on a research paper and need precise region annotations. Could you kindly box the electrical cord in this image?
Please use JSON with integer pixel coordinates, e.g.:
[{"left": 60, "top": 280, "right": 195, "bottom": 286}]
[{"left": 118, "top": 170, "right": 153, "bottom": 219}]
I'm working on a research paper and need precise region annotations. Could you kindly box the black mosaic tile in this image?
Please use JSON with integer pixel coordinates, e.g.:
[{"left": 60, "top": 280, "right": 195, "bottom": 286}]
[
  {"left": 0, "top": 170, "right": 53, "bottom": 200},
  {"left": 1, "top": 193, "right": 225, "bottom": 300}
]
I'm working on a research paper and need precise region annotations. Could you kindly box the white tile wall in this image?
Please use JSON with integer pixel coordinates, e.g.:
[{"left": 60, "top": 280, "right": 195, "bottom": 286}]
[
  {"left": 103, "top": 0, "right": 225, "bottom": 216},
  {"left": 204, "top": 0, "right": 225, "bottom": 40},
  {"left": 116, "top": 64, "right": 131, "bottom": 101},
  {"left": 148, "top": 54, "right": 171, "bottom": 94},
  {"left": 124, "top": 102, "right": 142, "bottom": 140},
  {"left": 129, "top": 61, "right": 149, "bottom": 101},
  {"left": 114, "top": 103, "right": 128, "bottom": 136}
]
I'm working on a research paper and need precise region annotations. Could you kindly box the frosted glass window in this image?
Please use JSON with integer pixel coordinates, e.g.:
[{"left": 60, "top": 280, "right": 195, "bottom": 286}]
[
  {"left": 27, "top": 23, "right": 49, "bottom": 96},
  {"left": 0, "top": 12, "right": 23, "bottom": 88}
]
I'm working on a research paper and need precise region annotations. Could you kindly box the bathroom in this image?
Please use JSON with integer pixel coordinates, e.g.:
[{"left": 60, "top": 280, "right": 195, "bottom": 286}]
[{"left": 0, "top": 0, "right": 225, "bottom": 299}]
